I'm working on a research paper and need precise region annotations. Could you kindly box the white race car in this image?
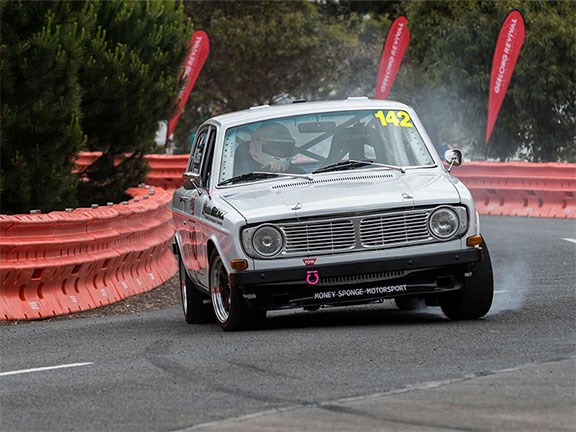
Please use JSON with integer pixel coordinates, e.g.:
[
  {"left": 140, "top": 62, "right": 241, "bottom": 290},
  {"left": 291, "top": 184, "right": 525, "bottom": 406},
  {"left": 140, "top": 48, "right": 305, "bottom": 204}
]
[{"left": 171, "top": 98, "right": 493, "bottom": 331}]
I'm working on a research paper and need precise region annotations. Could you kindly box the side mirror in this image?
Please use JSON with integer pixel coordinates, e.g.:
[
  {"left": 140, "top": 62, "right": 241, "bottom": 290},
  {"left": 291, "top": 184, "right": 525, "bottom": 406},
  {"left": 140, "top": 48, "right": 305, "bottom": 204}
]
[
  {"left": 182, "top": 171, "right": 201, "bottom": 191},
  {"left": 444, "top": 149, "right": 463, "bottom": 172},
  {"left": 182, "top": 171, "right": 211, "bottom": 200}
]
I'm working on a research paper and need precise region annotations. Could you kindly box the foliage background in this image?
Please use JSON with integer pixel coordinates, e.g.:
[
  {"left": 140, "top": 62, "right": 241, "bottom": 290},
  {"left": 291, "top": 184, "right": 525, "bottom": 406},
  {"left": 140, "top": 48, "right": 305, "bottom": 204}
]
[
  {"left": 1, "top": 0, "right": 574, "bottom": 214},
  {"left": 77, "top": 0, "right": 193, "bottom": 206},
  {"left": 400, "top": 0, "right": 576, "bottom": 162},
  {"left": 1, "top": 1, "right": 88, "bottom": 213},
  {"left": 1, "top": 0, "right": 191, "bottom": 214},
  {"left": 178, "top": 0, "right": 575, "bottom": 163}
]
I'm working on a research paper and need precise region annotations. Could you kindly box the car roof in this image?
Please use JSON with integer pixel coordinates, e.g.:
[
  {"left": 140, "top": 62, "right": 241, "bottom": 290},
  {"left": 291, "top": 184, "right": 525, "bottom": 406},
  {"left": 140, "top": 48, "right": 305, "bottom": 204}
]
[{"left": 205, "top": 98, "right": 414, "bottom": 129}]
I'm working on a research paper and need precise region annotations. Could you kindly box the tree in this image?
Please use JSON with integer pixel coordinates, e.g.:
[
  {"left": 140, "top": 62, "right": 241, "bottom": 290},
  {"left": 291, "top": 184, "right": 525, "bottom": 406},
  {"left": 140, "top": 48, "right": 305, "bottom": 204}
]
[
  {"left": 399, "top": 0, "right": 576, "bottom": 161},
  {"left": 315, "top": 11, "right": 392, "bottom": 101},
  {"left": 175, "top": 0, "right": 382, "bottom": 152},
  {"left": 317, "top": 0, "right": 404, "bottom": 19},
  {"left": 0, "top": 1, "right": 88, "bottom": 214},
  {"left": 77, "top": 0, "right": 192, "bottom": 205},
  {"left": 179, "top": 0, "right": 574, "bottom": 161},
  {"left": 1, "top": 0, "right": 193, "bottom": 213},
  {"left": 511, "top": 1, "right": 576, "bottom": 162}
]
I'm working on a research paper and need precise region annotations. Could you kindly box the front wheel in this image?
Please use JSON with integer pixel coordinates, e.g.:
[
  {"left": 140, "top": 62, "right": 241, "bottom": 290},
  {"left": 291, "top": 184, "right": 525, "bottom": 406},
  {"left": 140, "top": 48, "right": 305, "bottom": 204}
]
[
  {"left": 440, "top": 240, "right": 494, "bottom": 320},
  {"left": 209, "top": 251, "right": 265, "bottom": 331},
  {"left": 179, "top": 252, "right": 212, "bottom": 324}
]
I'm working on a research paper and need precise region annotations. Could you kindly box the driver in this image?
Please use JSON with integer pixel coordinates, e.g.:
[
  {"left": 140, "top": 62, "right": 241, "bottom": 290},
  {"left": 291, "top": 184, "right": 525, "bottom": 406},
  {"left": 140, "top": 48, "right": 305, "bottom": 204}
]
[{"left": 235, "top": 122, "right": 302, "bottom": 174}]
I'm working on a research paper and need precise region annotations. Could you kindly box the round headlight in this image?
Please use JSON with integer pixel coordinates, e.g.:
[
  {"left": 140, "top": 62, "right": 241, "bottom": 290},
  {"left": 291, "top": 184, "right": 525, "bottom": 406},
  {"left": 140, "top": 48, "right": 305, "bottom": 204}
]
[
  {"left": 252, "top": 225, "right": 284, "bottom": 257},
  {"left": 429, "top": 208, "right": 459, "bottom": 239}
]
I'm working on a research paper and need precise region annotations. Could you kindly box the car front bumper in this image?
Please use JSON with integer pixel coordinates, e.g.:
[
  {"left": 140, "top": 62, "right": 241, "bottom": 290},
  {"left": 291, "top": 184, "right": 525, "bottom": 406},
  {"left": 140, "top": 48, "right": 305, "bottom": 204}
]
[{"left": 229, "top": 248, "right": 484, "bottom": 310}]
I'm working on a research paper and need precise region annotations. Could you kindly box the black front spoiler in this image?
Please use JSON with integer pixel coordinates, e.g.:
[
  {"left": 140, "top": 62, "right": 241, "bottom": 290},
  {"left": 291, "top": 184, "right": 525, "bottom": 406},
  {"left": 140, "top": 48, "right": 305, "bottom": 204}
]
[
  {"left": 229, "top": 248, "right": 484, "bottom": 310},
  {"left": 230, "top": 248, "right": 482, "bottom": 287}
]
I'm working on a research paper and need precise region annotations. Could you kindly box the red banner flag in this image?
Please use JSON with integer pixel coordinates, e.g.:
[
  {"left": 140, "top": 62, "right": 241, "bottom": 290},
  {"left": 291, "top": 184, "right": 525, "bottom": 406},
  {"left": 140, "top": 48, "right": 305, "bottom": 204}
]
[
  {"left": 375, "top": 16, "right": 410, "bottom": 100},
  {"left": 166, "top": 30, "right": 210, "bottom": 142},
  {"left": 486, "top": 10, "right": 525, "bottom": 144}
]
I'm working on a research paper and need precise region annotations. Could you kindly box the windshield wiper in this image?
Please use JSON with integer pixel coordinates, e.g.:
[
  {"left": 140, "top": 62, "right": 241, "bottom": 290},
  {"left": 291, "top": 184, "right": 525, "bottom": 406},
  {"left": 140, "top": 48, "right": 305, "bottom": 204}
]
[
  {"left": 219, "top": 171, "right": 313, "bottom": 186},
  {"left": 313, "top": 159, "right": 405, "bottom": 174},
  {"left": 219, "top": 172, "right": 277, "bottom": 186}
]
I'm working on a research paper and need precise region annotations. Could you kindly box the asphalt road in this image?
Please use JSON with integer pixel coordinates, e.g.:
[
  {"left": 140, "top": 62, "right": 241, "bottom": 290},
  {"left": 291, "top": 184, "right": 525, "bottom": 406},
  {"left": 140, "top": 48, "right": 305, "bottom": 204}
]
[{"left": 1, "top": 215, "right": 575, "bottom": 432}]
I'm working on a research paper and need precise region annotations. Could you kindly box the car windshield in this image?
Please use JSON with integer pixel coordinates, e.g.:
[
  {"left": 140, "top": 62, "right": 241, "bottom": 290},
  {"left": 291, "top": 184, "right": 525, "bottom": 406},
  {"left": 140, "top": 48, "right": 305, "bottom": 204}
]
[{"left": 218, "top": 109, "right": 435, "bottom": 185}]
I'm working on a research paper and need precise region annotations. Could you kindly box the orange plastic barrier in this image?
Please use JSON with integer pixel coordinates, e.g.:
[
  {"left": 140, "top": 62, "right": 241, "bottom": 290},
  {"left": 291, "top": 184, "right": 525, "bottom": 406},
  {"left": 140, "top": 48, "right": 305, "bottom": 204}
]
[
  {"left": 75, "top": 153, "right": 575, "bottom": 217},
  {"left": 0, "top": 186, "right": 177, "bottom": 320},
  {"left": 145, "top": 154, "right": 187, "bottom": 191},
  {"left": 1, "top": 157, "right": 572, "bottom": 320},
  {"left": 74, "top": 152, "right": 187, "bottom": 191},
  {"left": 73, "top": 151, "right": 100, "bottom": 171},
  {"left": 452, "top": 162, "right": 576, "bottom": 219}
]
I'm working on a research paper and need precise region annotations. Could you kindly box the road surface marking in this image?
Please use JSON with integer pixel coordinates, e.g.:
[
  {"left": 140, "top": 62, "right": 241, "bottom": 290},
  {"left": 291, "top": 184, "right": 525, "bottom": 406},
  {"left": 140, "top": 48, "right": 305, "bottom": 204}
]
[
  {"left": 494, "top": 290, "right": 510, "bottom": 294},
  {"left": 562, "top": 238, "right": 576, "bottom": 244},
  {"left": 0, "top": 362, "right": 93, "bottom": 377}
]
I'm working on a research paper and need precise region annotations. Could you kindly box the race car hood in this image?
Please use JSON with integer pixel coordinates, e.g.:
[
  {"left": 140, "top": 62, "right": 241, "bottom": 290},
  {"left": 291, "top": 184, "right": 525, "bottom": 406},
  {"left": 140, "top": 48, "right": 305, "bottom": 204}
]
[{"left": 219, "top": 169, "right": 461, "bottom": 223}]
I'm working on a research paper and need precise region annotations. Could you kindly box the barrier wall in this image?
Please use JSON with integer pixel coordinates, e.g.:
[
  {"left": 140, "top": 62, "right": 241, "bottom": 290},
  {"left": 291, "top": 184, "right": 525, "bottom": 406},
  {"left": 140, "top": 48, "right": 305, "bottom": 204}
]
[
  {"left": 452, "top": 162, "right": 575, "bottom": 219},
  {"left": 1, "top": 156, "right": 573, "bottom": 320},
  {"left": 78, "top": 153, "right": 576, "bottom": 218},
  {"left": 75, "top": 152, "right": 187, "bottom": 191},
  {"left": 78, "top": 153, "right": 575, "bottom": 218},
  {"left": 0, "top": 186, "right": 177, "bottom": 321},
  {"left": 144, "top": 154, "right": 188, "bottom": 191}
]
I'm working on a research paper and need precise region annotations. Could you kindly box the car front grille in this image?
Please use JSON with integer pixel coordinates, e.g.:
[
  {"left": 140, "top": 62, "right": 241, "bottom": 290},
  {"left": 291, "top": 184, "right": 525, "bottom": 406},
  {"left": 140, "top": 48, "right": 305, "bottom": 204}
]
[
  {"left": 283, "top": 220, "right": 355, "bottom": 254},
  {"left": 360, "top": 212, "right": 430, "bottom": 247},
  {"left": 278, "top": 208, "right": 435, "bottom": 257}
]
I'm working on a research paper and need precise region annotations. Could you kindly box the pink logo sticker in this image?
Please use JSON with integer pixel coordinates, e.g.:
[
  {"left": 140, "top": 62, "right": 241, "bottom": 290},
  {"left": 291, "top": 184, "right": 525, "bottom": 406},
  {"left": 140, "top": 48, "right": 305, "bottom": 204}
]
[
  {"left": 303, "top": 258, "right": 317, "bottom": 266},
  {"left": 306, "top": 270, "right": 320, "bottom": 285}
]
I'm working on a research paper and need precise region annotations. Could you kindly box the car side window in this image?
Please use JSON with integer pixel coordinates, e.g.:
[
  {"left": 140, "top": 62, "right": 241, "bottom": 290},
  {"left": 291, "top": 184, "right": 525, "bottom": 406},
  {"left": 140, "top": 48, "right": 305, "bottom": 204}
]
[
  {"left": 200, "top": 128, "right": 216, "bottom": 188},
  {"left": 187, "top": 127, "right": 209, "bottom": 175},
  {"left": 186, "top": 126, "right": 216, "bottom": 188}
]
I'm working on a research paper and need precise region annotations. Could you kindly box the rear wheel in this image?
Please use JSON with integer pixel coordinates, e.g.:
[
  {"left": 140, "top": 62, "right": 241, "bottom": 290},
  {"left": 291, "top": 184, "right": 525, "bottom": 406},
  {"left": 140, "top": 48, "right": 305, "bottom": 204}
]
[
  {"left": 178, "top": 252, "right": 212, "bottom": 324},
  {"left": 440, "top": 240, "right": 494, "bottom": 320},
  {"left": 209, "top": 251, "right": 265, "bottom": 331}
]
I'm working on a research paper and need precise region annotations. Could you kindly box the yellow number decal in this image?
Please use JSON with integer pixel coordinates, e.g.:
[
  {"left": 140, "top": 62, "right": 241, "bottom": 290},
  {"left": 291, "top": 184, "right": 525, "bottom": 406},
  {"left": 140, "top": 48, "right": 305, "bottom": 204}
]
[
  {"left": 385, "top": 111, "right": 400, "bottom": 127},
  {"left": 374, "top": 110, "right": 387, "bottom": 126},
  {"left": 376, "top": 110, "right": 414, "bottom": 128},
  {"left": 398, "top": 111, "right": 414, "bottom": 128}
]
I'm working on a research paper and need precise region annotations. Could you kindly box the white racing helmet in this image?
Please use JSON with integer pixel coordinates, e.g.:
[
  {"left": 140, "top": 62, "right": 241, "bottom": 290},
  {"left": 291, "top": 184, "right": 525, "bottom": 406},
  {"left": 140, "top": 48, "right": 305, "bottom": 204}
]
[{"left": 249, "top": 123, "right": 296, "bottom": 170}]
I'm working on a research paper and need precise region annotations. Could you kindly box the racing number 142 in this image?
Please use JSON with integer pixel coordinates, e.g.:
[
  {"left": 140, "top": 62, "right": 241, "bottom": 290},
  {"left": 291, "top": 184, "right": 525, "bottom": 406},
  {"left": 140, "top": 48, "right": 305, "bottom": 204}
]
[{"left": 374, "top": 110, "right": 413, "bottom": 128}]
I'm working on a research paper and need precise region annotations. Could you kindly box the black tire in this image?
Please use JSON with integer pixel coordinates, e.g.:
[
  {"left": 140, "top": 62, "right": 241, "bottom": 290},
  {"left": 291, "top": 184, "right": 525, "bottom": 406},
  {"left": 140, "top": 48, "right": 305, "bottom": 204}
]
[
  {"left": 394, "top": 296, "right": 427, "bottom": 311},
  {"left": 440, "top": 240, "right": 494, "bottom": 320},
  {"left": 178, "top": 252, "right": 212, "bottom": 324},
  {"left": 209, "top": 251, "right": 266, "bottom": 331}
]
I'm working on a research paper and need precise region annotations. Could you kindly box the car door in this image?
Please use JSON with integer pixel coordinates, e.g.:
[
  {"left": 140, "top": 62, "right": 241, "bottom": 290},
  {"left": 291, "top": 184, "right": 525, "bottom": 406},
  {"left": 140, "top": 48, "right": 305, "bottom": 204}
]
[
  {"left": 182, "top": 125, "right": 216, "bottom": 287},
  {"left": 180, "top": 125, "right": 215, "bottom": 284},
  {"left": 191, "top": 125, "right": 217, "bottom": 284}
]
